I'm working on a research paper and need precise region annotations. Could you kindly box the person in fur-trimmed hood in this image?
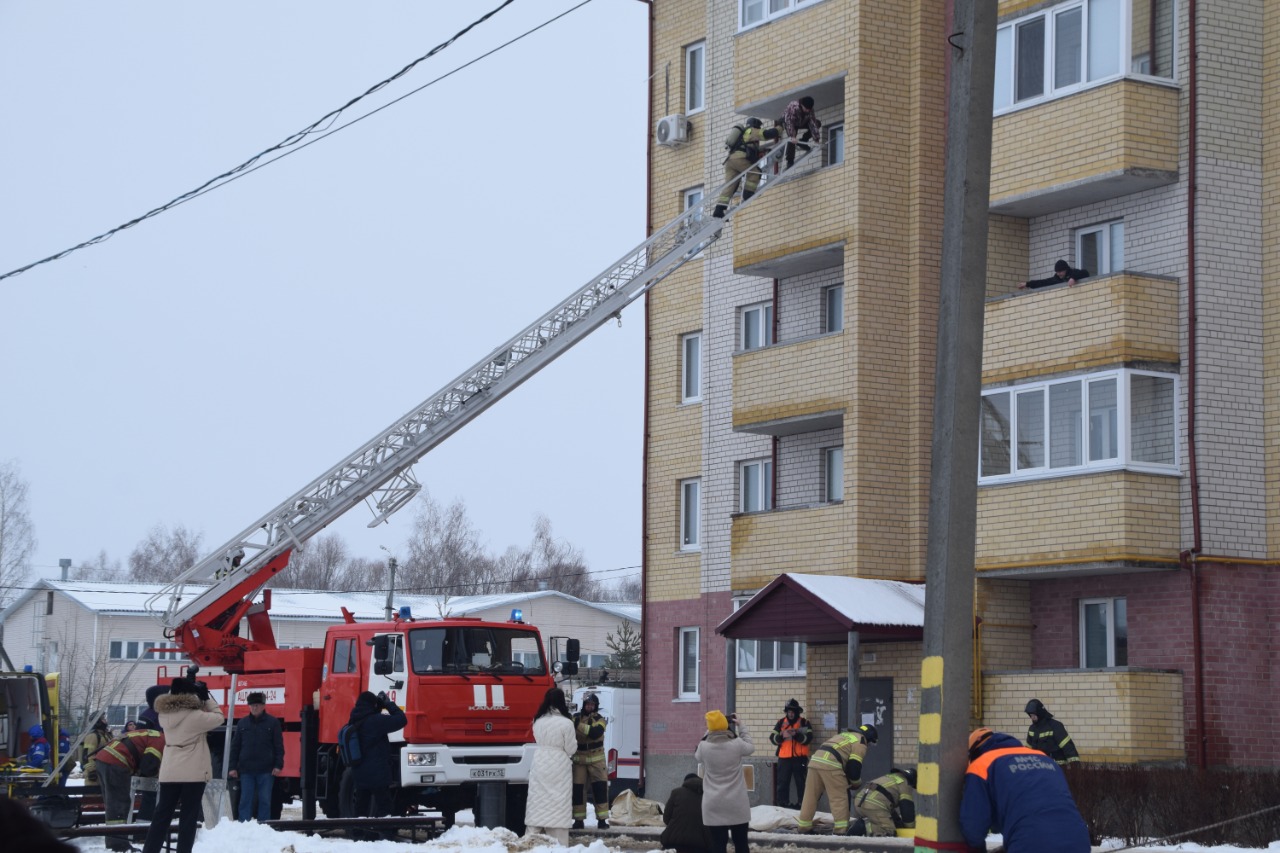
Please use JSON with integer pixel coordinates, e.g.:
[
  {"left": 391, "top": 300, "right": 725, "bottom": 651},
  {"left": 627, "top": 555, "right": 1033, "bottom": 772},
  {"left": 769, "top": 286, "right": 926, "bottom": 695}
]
[{"left": 140, "top": 676, "right": 224, "bottom": 853}]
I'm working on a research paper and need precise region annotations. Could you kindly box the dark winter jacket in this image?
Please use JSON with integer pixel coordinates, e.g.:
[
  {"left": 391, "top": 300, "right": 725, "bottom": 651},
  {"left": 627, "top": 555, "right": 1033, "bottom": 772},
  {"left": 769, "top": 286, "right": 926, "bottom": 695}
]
[
  {"left": 960, "top": 731, "right": 1089, "bottom": 853},
  {"left": 229, "top": 711, "right": 285, "bottom": 775},
  {"left": 1025, "top": 700, "right": 1080, "bottom": 765},
  {"left": 347, "top": 692, "right": 407, "bottom": 790},
  {"left": 661, "top": 775, "right": 713, "bottom": 853},
  {"left": 1025, "top": 266, "right": 1090, "bottom": 289}
]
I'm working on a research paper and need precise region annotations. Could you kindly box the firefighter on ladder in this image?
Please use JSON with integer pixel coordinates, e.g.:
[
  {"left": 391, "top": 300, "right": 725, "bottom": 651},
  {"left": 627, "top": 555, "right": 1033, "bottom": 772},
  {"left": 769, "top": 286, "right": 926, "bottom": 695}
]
[{"left": 571, "top": 692, "right": 610, "bottom": 829}]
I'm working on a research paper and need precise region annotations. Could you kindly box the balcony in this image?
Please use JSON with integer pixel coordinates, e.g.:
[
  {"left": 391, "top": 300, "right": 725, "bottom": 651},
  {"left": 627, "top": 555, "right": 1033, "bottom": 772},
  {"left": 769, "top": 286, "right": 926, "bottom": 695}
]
[
  {"left": 981, "top": 668, "right": 1184, "bottom": 764},
  {"left": 730, "top": 503, "right": 849, "bottom": 590},
  {"left": 983, "top": 273, "right": 1180, "bottom": 386},
  {"left": 990, "top": 79, "right": 1179, "bottom": 216},
  {"left": 733, "top": 333, "right": 846, "bottom": 435}
]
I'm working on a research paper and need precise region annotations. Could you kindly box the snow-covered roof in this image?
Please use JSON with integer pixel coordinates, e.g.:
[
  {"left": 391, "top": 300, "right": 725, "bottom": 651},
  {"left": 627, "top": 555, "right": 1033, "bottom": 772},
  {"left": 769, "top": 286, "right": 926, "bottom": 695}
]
[
  {"left": 0, "top": 580, "right": 641, "bottom": 625},
  {"left": 717, "top": 573, "right": 925, "bottom": 643},
  {"left": 784, "top": 573, "right": 925, "bottom": 627}
]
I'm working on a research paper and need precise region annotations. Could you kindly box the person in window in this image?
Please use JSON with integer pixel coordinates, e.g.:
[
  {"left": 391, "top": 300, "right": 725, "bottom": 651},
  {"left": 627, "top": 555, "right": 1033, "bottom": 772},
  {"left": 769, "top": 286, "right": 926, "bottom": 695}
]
[
  {"left": 849, "top": 767, "right": 916, "bottom": 837},
  {"left": 523, "top": 687, "right": 576, "bottom": 845},
  {"left": 780, "top": 96, "right": 822, "bottom": 167},
  {"left": 796, "top": 724, "right": 877, "bottom": 835},
  {"left": 228, "top": 692, "right": 284, "bottom": 822},
  {"left": 1019, "top": 259, "right": 1090, "bottom": 289},
  {"left": 696, "top": 711, "right": 754, "bottom": 853},
  {"left": 1024, "top": 699, "right": 1081, "bottom": 766},
  {"left": 961, "top": 728, "right": 1089, "bottom": 853},
  {"left": 769, "top": 698, "right": 812, "bottom": 809},
  {"left": 713, "top": 118, "right": 781, "bottom": 218}
]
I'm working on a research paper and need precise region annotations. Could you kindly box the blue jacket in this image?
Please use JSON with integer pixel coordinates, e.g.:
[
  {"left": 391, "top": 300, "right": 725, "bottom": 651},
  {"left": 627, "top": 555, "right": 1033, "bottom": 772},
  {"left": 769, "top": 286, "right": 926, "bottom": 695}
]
[
  {"left": 960, "top": 731, "right": 1089, "bottom": 853},
  {"left": 229, "top": 711, "right": 285, "bottom": 775},
  {"left": 347, "top": 693, "right": 407, "bottom": 790},
  {"left": 27, "top": 738, "right": 51, "bottom": 769}
]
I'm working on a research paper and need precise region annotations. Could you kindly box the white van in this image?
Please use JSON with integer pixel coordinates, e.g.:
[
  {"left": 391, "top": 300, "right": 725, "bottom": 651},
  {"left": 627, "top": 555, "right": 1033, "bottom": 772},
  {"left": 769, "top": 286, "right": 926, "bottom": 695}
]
[{"left": 571, "top": 685, "right": 641, "bottom": 798}]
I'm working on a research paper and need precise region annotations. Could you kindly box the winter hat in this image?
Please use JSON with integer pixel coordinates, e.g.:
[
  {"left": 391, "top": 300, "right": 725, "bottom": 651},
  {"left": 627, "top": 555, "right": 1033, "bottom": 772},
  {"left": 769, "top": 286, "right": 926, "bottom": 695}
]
[
  {"left": 1054, "top": 259, "right": 1070, "bottom": 273},
  {"left": 799, "top": 96, "right": 815, "bottom": 110},
  {"left": 705, "top": 710, "right": 729, "bottom": 732},
  {"left": 784, "top": 698, "right": 803, "bottom": 715},
  {"left": 246, "top": 692, "right": 267, "bottom": 705},
  {"left": 169, "top": 677, "right": 198, "bottom": 695}
]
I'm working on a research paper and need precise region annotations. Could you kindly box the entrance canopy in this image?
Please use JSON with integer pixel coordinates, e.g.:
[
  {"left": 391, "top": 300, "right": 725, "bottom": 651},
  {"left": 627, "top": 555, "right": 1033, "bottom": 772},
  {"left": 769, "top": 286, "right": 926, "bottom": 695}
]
[{"left": 716, "top": 573, "right": 925, "bottom": 645}]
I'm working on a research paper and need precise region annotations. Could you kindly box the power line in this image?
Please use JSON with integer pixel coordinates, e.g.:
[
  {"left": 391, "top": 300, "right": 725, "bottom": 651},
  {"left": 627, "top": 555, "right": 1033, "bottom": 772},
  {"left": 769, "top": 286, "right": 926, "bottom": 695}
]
[{"left": 2, "top": 0, "right": 603, "bottom": 284}]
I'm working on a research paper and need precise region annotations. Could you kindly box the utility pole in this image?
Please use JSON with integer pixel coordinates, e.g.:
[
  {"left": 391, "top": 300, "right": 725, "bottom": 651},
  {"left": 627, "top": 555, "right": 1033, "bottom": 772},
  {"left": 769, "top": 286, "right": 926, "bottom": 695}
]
[
  {"left": 916, "top": 1, "right": 996, "bottom": 852},
  {"left": 380, "top": 545, "right": 398, "bottom": 620}
]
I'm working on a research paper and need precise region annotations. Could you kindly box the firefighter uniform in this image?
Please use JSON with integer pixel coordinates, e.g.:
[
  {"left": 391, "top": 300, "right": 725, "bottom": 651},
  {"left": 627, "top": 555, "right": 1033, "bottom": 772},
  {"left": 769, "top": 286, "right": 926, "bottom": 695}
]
[
  {"left": 96, "top": 728, "right": 165, "bottom": 852},
  {"left": 1025, "top": 699, "right": 1081, "bottom": 766},
  {"left": 80, "top": 719, "right": 113, "bottom": 786},
  {"left": 571, "top": 693, "right": 610, "bottom": 828},
  {"left": 851, "top": 768, "right": 916, "bottom": 837},
  {"left": 796, "top": 724, "right": 876, "bottom": 835},
  {"left": 768, "top": 699, "right": 812, "bottom": 808}
]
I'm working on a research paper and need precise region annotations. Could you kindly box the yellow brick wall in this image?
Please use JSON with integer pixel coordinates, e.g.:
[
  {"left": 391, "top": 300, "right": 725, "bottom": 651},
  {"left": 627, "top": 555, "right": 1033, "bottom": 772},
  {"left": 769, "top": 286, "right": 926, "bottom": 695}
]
[
  {"left": 982, "top": 274, "right": 1181, "bottom": 385},
  {"left": 977, "top": 473, "right": 1181, "bottom": 568},
  {"left": 804, "top": 643, "right": 923, "bottom": 769},
  {"left": 733, "top": 676, "right": 807, "bottom": 755},
  {"left": 986, "top": 215, "right": 1029, "bottom": 300},
  {"left": 730, "top": 505, "right": 856, "bottom": 590},
  {"left": 732, "top": 3, "right": 852, "bottom": 110},
  {"left": 983, "top": 670, "right": 1185, "bottom": 764},
  {"left": 976, "top": 578, "right": 1033, "bottom": 675},
  {"left": 1265, "top": 1, "right": 1280, "bottom": 556},
  {"left": 732, "top": 335, "right": 848, "bottom": 428},
  {"left": 991, "top": 80, "right": 1180, "bottom": 207}
]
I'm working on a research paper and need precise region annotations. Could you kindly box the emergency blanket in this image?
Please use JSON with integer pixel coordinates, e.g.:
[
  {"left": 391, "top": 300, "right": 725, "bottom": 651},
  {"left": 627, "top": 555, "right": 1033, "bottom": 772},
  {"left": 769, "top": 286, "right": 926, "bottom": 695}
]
[{"left": 608, "top": 789, "right": 666, "bottom": 826}]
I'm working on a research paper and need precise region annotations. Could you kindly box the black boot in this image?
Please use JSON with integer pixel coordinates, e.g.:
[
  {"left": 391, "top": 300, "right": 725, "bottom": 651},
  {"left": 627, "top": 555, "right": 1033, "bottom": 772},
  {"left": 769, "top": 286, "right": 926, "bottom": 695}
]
[
  {"left": 712, "top": 204, "right": 727, "bottom": 218},
  {"left": 742, "top": 189, "right": 754, "bottom": 201},
  {"left": 597, "top": 819, "right": 610, "bottom": 830},
  {"left": 572, "top": 819, "right": 585, "bottom": 830}
]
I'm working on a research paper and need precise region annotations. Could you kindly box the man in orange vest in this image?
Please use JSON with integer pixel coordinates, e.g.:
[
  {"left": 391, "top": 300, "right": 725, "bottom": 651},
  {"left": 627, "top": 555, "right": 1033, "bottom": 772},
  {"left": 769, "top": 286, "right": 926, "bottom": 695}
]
[{"left": 769, "top": 698, "right": 812, "bottom": 809}]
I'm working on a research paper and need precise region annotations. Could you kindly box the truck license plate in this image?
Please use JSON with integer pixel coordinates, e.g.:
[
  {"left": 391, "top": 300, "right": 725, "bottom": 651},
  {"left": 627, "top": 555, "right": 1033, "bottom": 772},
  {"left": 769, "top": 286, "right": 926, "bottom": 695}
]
[{"left": 470, "top": 769, "right": 506, "bottom": 779}]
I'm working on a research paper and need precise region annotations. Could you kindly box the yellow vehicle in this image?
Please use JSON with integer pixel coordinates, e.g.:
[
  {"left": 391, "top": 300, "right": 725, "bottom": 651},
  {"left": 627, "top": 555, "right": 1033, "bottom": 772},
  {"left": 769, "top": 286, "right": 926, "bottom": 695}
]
[{"left": 0, "top": 665, "right": 57, "bottom": 795}]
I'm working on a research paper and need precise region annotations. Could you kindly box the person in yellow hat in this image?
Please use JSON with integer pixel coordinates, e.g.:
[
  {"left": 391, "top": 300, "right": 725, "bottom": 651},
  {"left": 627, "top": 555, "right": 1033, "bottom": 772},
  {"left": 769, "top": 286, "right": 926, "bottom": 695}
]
[{"left": 695, "top": 711, "right": 753, "bottom": 853}]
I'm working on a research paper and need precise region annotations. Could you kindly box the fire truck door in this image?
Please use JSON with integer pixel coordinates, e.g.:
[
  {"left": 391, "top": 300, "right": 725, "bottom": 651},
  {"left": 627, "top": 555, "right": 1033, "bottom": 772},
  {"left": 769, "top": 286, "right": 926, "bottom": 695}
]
[{"left": 368, "top": 633, "right": 407, "bottom": 743}]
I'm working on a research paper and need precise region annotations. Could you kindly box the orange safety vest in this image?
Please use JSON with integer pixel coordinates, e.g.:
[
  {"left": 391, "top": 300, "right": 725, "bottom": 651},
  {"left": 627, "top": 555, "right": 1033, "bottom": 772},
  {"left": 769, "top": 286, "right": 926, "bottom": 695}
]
[{"left": 777, "top": 718, "right": 810, "bottom": 759}]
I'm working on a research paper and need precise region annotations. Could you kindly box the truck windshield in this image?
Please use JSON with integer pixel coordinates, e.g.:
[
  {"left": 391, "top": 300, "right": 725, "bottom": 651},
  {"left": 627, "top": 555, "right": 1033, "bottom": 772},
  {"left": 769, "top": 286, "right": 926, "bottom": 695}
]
[{"left": 408, "top": 626, "right": 545, "bottom": 676}]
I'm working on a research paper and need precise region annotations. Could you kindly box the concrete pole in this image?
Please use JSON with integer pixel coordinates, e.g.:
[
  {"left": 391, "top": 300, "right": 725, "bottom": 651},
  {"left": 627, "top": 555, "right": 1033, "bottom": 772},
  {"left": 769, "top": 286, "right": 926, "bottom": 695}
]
[
  {"left": 846, "top": 631, "right": 860, "bottom": 730},
  {"left": 915, "top": 1, "right": 996, "bottom": 851}
]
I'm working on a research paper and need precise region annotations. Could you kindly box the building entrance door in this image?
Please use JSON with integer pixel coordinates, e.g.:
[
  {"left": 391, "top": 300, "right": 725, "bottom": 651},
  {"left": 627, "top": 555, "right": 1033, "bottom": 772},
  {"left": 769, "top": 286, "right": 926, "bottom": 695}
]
[{"left": 838, "top": 677, "right": 893, "bottom": 782}]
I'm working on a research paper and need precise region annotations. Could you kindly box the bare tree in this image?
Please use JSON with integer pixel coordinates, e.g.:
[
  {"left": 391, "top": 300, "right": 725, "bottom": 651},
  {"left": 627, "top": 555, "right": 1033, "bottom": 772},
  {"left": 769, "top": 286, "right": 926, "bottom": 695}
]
[
  {"left": 277, "top": 532, "right": 349, "bottom": 590},
  {"left": 127, "top": 523, "right": 203, "bottom": 583},
  {"left": 401, "top": 493, "right": 499, "bottom": 596},
  {"left": 0, "top": 460, "right": 36, "bottom": 610},
  {"left": 71, "top": 550, "right": 125, "bottom": 582},
  {"left": 50, "top": 621, "right": 113, "bottom": 735},
  {"left": 603, "top": 575, "right": 641, "bottom": 603},
  {"left": 507, "top": 515, "right": 601, "bottom": 599},
  {"left": 339, "top": 556, "right": 387, "bottom": 593}
]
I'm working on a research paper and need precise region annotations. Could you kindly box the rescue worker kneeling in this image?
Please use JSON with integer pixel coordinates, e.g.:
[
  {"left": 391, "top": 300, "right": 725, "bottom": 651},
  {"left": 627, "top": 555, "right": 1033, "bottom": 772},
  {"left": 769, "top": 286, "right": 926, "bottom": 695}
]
[
  {"left": 848, "top": 767, "right": 916, "bottom": 837},
  {"left": 795, "top": 724, "right": 877, "bottom": 835}
]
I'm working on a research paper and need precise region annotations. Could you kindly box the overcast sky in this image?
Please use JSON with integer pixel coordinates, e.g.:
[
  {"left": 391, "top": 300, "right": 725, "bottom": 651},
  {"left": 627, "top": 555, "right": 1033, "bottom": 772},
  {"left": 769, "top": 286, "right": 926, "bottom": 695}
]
[{"left": 0, "top": 1, "right": 649, "bottom": 592}]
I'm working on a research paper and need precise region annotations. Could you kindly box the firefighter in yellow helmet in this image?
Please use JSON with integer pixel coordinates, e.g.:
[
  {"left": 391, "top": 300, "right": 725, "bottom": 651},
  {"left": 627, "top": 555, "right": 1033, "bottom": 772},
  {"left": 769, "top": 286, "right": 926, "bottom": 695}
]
[
  {"left": 571, "top": 693, "right": 610, "bottom": 829},
  {"left": 795, "top": 723, "right": 877, "bottom": 834}
]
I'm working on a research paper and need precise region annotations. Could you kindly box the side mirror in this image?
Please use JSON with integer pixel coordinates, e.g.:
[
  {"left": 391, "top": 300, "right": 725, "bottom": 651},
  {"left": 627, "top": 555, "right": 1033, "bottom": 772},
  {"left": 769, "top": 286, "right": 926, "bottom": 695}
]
[
  {"left": 561, "top": 661, "right": 579, "bottom": 676},
  {"left": 565, "top": 639, "right": 580, "bottom": 663},
  {"left": 374, "top": 659, "right": 393, "bottom": 675},
  {"left": 372, "top": 635, "right": 390, "bottom": 662}
]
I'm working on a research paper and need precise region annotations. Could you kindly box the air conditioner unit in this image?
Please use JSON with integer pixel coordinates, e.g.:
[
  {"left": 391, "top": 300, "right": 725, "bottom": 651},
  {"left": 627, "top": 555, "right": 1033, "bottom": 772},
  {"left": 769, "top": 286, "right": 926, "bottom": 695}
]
[{"left": 656, "top": 114, "right": 689, "bottom": 147}]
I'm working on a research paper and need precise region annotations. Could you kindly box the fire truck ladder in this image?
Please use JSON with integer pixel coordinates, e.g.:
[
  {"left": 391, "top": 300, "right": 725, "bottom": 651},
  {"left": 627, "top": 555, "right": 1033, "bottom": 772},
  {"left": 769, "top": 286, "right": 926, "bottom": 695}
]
[{"left": 145, "top": 141, "right": 821, "bottom": 667}]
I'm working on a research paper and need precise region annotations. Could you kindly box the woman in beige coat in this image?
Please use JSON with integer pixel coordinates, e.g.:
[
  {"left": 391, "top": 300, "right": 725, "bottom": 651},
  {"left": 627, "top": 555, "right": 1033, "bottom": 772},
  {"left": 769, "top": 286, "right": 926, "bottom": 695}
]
[
  {"left": 695, "top": 711, "right": 754, "bottom": 853},
  {"left": 141, "top": 676, "right": 225, "bottom": 853}
]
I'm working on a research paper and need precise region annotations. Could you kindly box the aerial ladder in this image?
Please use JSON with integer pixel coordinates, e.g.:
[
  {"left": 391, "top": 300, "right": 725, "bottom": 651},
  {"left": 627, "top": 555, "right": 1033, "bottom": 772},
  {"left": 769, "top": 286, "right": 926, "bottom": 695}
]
[{"left": 146, "top": 141, "right": 823, "bottom": 672}]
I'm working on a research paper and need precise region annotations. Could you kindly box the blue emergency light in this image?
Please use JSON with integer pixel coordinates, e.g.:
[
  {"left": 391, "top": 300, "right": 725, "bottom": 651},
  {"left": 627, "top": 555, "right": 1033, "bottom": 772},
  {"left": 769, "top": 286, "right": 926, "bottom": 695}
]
[
  {"left": 510, "top": 608, "right": 524, "bottom": 623},
  {"left": 399, "top": 605, "right": 412, "bottom": 620}
]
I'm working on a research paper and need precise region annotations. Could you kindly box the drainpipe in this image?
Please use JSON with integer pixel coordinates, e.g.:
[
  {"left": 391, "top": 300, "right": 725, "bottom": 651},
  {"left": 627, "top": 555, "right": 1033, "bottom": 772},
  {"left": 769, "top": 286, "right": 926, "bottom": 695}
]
[
  {"left": 1183, "top": 0, "right": 1207, "bottom": 770},
  {"left": 639, "top": 0, "right": 654, "bottom": 796}
]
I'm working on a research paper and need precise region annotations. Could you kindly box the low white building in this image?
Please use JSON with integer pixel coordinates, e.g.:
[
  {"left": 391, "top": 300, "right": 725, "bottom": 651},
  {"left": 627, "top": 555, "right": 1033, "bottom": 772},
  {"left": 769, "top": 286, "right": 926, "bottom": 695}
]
[{"left": 0, "top": 579, "right": 640, "bottom": 730}]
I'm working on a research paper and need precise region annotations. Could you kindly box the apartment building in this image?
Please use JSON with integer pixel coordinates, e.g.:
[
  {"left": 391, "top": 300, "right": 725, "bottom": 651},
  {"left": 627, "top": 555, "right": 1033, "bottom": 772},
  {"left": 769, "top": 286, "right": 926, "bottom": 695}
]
[{"left": 642, "top": 0, "right": 1278, "bottom": 802}]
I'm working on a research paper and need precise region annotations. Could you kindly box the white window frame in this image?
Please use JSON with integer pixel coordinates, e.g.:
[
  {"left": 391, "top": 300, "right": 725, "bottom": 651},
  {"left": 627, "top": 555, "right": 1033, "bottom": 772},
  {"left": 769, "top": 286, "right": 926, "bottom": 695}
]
[
  {"left": 741, "top": 301, "right": 774, "bottom": 351},
  {"left": 1076, "top": 220, "right": 1124, "bottom": 275},
  {"left": 979, "top": 368, "right": 1179, "bottom": 483},
  {"left": 681, "top": 332, "right": 702, "bottom": 403},
  {"left": 680, "top": 478, "right": 701, "bottom": 550},
  {"left": 733, "top": 597, "right": 807, "bottom": 677},
  {"left": 825, "top": 122, "right": 844, "bottom": 166},
  {"left": 994, "top": 0, "right": 1178, "bottom": 115},
  {"left": 1080, "top": 596, "right": 1127, "bottom": 668},
  {"left": 678, "top": 627, "right": 701, "bottom": 698},
  {"left": 685, "top": 41, "right": 706, "bottom": 114},
  {"left": 824, "top": 446, "right": 844, "bottom": 502},
  {"left": 684, "top": 186, "right": 704, "bottom": 220},
  {"left": 108, "top": 639, "right": 186, "bottom": 662},
  {"left": 739, "top": 458, "right": 774, "bottom": 512},
  {"left": 823, "top": 284, "right": 844, "bottom": 333},
  {"left": 739, "top": 0, "right": 817, "bottom": 31}
]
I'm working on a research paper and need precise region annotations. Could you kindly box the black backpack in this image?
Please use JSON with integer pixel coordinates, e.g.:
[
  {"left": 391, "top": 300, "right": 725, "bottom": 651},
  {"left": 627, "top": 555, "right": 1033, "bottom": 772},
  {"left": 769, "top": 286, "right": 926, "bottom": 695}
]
[{"left": 338, "top": 721, "right": 364, "bottom": 767}]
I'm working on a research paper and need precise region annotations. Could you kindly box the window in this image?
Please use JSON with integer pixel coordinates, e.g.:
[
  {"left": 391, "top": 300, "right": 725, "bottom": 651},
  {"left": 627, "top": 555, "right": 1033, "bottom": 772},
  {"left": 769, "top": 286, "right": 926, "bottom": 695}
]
[
  {"left": 980, "top": 369, "right": 1177, "bottom": 482},
  {"left": 1081, "top": 597, "right": 1127, "bottom": 667},
  {"left": 684, "top": 186, "right": 704, "bottom": 221},
  {"left": 106, "top": 704, "right": 149, "bottom": 728},
  {"left": 824, "top": 284, "right": 844, "bottom": 333},
  {"left": 680, "top": 478, "right": 701, "bottom": 550},
  {"left": 824, "top": 447, "right": 844, "bottom": 502},
  {"left": 741, "top": 302, "right": 774, "bottom": 351},
  {"left": 994, "top": 0, "right": 1174, "bottom": 112},
  {"left": 332, "top": 637, "right": 358, "bottom": 674},
  {"left": 740, "top": 0, "right": 815, "bottom": 30},
  {"left": 739, "top": 458, "right": 774, "bottom": 512},
  {"left": 108, "top": 640, "right": 181, "bottom": 661},
  {"left": 1077, "top": 221, "right": 1124, "bottom": 275},
  {"left": 685, "top": 42, "right": 705, "bottom": 114},
  {"left": 678, "top": 627, "right": 700, "bottom": 697},
  {"left": 45, "top": 591, "right": 53, "bottom": 615},
  {"left": 825, "top": 123, "right": 845, "bottom": 166},
  {"left": 734, "top": 598, "right": 807, "bottom": 676},
  {"left": 682, "top": 332, "right": 702, "bottom": 402}
]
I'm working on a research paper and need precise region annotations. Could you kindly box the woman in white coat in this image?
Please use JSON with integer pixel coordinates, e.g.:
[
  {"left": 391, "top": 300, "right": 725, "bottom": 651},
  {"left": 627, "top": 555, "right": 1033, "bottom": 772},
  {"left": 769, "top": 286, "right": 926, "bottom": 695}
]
[
  {"left": 696, "top": 710, "right": 754, "bottom": 853},
  {"left": 524, "top": 687, "right": 578, "bottom": 845}
]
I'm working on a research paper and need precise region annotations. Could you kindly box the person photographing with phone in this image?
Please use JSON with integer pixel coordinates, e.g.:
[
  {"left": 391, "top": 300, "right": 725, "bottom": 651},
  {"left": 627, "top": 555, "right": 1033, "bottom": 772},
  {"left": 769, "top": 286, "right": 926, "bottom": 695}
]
[
  {"left": 696, "top": 711, "right": 754, "bottom": 853},
  {"left": 345, "top": 690, "right": 407, "bottom": 840}
]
